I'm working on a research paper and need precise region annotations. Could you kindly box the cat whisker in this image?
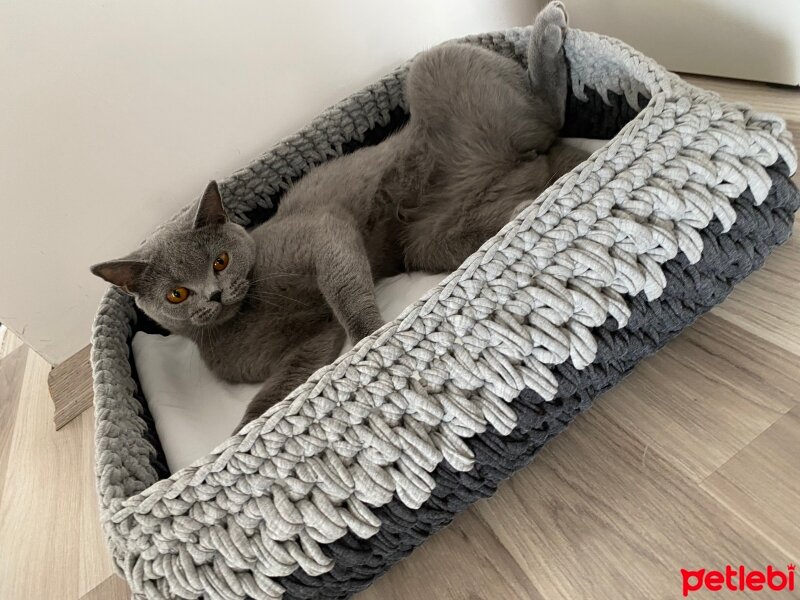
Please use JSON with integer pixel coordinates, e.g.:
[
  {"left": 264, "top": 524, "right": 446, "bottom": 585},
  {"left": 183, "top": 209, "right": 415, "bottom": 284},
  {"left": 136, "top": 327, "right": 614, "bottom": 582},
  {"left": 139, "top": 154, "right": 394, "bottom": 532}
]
[
  {"left": 246, "top": 290, "right": 310, "bottom": 307},
  {"left": 250, "top": 271, "right": 302, "bottom": 278},
  {"left": 245, "top": 299, "right": 295, "bottom": 312},
  {"left": 242, "top": 294, "right": 286, "bottom": 310},
  {"left": 247, "top": 272, "right": 304, "bottom": 284}
]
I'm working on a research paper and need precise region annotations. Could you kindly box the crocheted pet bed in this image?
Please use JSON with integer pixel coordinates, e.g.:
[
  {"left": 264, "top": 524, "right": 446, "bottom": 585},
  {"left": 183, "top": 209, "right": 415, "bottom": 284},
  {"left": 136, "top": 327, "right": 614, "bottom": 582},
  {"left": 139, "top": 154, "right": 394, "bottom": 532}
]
[{"left": 91, "top": 26, "right": 798, "bottom": 600}]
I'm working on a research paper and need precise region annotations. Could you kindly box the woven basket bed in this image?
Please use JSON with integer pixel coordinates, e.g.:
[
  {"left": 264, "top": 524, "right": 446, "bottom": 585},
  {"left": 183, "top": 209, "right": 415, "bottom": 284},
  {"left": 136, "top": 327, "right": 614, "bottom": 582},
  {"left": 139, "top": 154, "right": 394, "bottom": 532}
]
[{"left": 92, "top": 25, "right": 798, "bottom": 600}]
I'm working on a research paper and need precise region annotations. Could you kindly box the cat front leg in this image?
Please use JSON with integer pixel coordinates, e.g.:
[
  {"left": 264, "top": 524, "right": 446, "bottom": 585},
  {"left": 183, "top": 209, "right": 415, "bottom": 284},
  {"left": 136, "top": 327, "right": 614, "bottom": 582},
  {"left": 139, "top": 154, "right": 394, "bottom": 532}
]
[
  {"left": 313, "top": 216, "right": 385, "bottom": 343},
  {"left": 234, "top": 324, "right": 344, "bottom": 433}
]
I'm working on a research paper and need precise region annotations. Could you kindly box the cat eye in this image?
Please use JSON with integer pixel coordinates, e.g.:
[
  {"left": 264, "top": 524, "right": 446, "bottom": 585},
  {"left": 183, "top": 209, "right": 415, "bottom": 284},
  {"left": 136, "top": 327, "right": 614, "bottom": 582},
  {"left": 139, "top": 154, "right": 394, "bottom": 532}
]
[
  {"left": 167, "top": 287, "right": 190, "bottom": 304},
  {"left": 213, "top": 252, "right": 230, "bottom": 272}
]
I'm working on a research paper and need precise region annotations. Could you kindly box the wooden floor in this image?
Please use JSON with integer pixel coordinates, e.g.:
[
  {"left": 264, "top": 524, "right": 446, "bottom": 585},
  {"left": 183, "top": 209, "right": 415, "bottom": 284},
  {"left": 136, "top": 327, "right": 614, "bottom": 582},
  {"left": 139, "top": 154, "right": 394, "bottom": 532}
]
[{"left": 0, "top": 76, "right": 797, "bottom": 600}]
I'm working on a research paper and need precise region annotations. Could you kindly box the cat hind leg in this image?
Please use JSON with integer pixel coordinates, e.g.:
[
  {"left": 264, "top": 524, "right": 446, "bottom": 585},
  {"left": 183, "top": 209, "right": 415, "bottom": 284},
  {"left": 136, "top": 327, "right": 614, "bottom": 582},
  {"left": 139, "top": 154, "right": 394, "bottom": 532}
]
[{"left": 527, "top": 1, "right": 569, "bottom": 129}]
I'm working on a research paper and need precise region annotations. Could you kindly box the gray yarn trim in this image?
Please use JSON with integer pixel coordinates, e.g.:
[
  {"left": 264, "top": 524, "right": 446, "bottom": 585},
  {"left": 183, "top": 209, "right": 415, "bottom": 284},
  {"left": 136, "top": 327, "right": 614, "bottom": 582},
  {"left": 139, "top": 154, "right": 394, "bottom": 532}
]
[{"left": 90, "top": 26, "right": 798, "bottom": 599}]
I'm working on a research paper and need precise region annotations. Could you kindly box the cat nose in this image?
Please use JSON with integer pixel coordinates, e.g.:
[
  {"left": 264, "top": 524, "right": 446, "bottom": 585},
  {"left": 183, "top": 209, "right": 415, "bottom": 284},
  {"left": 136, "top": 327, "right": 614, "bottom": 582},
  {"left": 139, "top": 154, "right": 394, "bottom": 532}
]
[{"left": 209, "top": 290, "right": 222, "bottom": 303}]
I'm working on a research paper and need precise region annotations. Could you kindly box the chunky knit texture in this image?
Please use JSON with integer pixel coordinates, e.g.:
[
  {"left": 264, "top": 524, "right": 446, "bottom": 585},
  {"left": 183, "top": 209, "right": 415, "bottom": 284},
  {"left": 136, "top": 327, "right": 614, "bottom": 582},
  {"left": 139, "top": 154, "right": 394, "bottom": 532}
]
[{"left": 91, "top": 27, "right": 798, "bottom": 600}]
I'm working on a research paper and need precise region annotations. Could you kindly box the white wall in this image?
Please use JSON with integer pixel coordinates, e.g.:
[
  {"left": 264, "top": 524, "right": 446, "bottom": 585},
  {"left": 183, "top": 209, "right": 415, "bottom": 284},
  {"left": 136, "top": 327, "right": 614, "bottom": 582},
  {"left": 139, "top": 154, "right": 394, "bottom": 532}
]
[
  {"left": 550, "top": 0, "right": 800, "bottom": 85},
  {"left": 0, "top": 0, "right": 533, "bottom": 364}
]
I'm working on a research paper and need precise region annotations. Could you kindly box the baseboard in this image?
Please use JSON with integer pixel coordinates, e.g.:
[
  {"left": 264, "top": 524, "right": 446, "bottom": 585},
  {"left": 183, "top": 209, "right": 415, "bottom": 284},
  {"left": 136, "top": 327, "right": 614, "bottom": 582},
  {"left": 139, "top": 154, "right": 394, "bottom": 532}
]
[
  {"left": 81, "top": 575, "right": 130, "bottom": 600},
  {"left": 48, "top": 345, "right": 93, "bottom": 430}
]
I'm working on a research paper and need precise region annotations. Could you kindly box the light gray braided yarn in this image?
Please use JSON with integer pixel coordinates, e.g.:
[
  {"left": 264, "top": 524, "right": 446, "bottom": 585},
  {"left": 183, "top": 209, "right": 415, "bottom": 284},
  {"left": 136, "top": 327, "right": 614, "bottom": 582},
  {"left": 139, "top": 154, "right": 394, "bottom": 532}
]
[{"left": 91, "top": 27, "right": 797, "bottom": 600}]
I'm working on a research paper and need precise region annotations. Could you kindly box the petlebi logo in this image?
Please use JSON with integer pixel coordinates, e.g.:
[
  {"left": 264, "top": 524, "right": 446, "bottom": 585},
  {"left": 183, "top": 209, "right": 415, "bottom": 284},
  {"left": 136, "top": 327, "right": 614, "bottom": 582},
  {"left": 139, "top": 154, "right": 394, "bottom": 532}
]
[{"left": 681, "top": 565, "right": 796, "bottom": 596}]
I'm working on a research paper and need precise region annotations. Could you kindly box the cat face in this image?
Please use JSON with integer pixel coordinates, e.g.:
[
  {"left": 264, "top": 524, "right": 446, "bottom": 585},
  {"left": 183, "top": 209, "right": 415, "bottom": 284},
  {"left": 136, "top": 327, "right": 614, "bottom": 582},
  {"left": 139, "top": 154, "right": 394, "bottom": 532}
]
[{"left": 91, "top": 181, "right": 257, "bottom": 333}]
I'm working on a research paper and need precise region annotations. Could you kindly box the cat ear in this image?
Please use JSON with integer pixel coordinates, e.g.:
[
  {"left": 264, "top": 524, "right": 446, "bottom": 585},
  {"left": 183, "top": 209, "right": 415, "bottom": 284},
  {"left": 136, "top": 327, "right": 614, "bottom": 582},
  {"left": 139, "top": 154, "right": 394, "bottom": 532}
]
[
  {"left": 193, "top": 180, "right": 228, "bottom": 229},
  {"left": 90, "top": 259, "right": 148, "bottom": 294}
]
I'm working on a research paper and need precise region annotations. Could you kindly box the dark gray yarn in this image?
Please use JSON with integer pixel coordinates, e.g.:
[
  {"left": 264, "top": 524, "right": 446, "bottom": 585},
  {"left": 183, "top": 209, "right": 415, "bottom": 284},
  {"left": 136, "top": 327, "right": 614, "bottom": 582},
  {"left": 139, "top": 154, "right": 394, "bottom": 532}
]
[{"left": 272, "top": 166, "right": 799, "bottom": 599}]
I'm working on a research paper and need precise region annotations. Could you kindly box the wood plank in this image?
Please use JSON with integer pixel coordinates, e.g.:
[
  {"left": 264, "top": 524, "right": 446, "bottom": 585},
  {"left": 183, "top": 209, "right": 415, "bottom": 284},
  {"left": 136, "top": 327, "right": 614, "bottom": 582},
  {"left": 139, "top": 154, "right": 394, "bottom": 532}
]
[
  {"left": 598, "top": 313, "right": 798, "bottom": 481},
  {"left": 49, "top": 345, "right": 94, "bottom": 430},
  {"left": 358, "top": 505, "right": 545, "bottom": 600},
  {"left": 470, "top": 406, "right": 793, "bottom": 600},
  {"left": 702, "top": 405, "right": 800, "bottom": 559},
  {"left": 682, "top": 74, "right": 800, "bottom": 120},
  {"left": 712, "top": 226, "right": 800, "bottom": 358},
  {"left": 0, "top": 347, "right": 28, "bottom": 502},
  {"left": 0, "top": 324, "right": 24, "bottom": 360},
  {"left": 0, "top": 347, "right": 84, "bottom": 599},
  {"left": 78, "top": 409, "right": 117, "bottom": 596}
]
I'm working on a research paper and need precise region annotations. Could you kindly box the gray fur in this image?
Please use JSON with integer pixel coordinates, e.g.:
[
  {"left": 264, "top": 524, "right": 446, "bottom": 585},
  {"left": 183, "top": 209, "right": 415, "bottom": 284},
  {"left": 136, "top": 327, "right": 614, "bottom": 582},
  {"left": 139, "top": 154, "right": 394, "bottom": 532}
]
[{"left": 91, "top": 2, "right": 587, "bottom": 432}]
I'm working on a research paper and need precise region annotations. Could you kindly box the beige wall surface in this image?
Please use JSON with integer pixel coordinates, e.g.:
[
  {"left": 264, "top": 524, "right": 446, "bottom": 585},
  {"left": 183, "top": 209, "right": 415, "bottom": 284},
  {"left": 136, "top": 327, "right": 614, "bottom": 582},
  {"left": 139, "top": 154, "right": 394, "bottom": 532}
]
[{"left": 0, "top": 0, "right": 533, "bottom": 364}]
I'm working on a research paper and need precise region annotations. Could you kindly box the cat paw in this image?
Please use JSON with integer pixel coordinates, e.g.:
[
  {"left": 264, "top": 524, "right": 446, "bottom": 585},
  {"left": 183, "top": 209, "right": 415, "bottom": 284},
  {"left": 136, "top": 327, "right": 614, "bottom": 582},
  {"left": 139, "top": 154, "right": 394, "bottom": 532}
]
[
  {"left": 349, "top": 313, "right": 385, "bottom": 343},
  {"left": 533, "top": 1, "right": 568, "bottom": 57}
]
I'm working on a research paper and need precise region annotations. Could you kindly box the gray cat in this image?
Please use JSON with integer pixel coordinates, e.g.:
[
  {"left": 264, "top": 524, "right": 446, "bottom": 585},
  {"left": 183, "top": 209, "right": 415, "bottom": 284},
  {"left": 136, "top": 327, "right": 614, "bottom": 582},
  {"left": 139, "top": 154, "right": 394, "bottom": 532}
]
[{"left": 91, "top": 2, "right": 587, "bottom": 433}]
